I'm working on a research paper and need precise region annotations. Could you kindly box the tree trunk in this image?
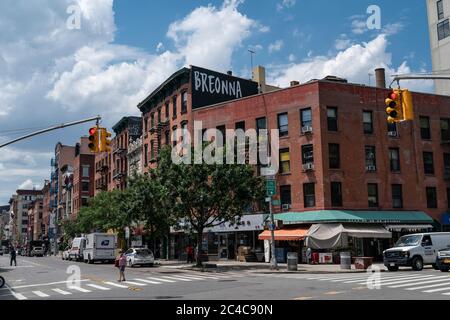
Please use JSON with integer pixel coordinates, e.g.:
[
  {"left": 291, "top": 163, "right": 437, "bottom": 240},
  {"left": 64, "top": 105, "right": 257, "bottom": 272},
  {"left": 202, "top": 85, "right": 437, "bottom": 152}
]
[{"left": 196, "top": 229, "right": 203, "bottom": 267}]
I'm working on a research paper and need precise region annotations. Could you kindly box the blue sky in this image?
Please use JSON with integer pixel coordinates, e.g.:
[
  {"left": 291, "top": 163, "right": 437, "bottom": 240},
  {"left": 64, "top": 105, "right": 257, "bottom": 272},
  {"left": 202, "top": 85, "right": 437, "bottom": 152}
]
[{"left": 0, "top": 0, "right": 435, "bottom": 204}]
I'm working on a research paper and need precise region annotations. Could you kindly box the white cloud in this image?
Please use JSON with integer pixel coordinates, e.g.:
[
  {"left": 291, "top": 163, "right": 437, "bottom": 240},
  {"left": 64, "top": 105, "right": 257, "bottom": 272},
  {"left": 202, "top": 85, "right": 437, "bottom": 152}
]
[
  {"left": 277, "top": 0, "right": 296, "bottom": 11},
  {"left": 156, "top": 42, "right": 164, "bottom": 52},
  {"left": 268, "top": 40, "right": 284, "bottom": 53},
  {"left": 351, "top": 19, "right": 368, "bottom": 35},
  {"left": 288, "top": 54, "right": 296, "bottom": 62},
  {"left": 268, "top": 35, "right": 434, "bottom": 94},
  {"left": 18, "top": 179, "right": 35, "bottom": 190},
  {"left": 334, "top": 34, "right": 352, "bottom": 50},
  {"left": 382, "top": 22, "right": 404, "bottom": 35}
]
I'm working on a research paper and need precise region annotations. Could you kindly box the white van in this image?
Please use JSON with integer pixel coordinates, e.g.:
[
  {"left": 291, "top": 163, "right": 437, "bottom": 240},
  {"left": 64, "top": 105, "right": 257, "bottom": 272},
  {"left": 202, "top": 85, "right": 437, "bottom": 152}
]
[
  {"left": 69, "top": 237, "right": 86, "bottom": 261},
  {"left": 384, "top": 232, "right": 450, "bottom": 271},
  {"left": 83, "top": 233, "right": 116, "bottom": 264}
]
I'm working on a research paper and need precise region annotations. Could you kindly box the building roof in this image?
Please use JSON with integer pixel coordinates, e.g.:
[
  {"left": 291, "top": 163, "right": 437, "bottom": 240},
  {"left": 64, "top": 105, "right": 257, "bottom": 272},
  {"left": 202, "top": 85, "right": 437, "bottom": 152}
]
[
  {"left": 275, "top": 210, "right": 434, "bottom": 224},
  {"left": 16, "top": 189, "right": 43, "bottom": 195},
  {"left": 138, "top": 67, "right": 191, "bottom": 114},
  {"left": 112, "top": 116, "right": 142, "bottom": 135}
]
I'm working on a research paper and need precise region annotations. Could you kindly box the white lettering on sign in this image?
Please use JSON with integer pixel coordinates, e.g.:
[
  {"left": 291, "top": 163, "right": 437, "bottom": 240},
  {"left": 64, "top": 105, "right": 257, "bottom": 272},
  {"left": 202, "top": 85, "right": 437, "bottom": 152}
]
[{"left": 194, "top": 70, "right": 243, "bottom": 99}]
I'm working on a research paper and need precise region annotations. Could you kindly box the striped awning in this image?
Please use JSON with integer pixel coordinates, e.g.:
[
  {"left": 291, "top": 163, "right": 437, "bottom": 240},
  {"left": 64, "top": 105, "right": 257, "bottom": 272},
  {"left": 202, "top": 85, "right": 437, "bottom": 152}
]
[{"left": 258, "top": 227, "right": 309, "bottom": 241}]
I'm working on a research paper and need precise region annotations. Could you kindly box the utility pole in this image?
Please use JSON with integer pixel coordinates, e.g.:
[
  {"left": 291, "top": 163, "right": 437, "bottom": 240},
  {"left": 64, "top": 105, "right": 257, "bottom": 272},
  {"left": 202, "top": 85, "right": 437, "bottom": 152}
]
[{"left": 0, "top": 116, "right": 101, "bottom": 149}]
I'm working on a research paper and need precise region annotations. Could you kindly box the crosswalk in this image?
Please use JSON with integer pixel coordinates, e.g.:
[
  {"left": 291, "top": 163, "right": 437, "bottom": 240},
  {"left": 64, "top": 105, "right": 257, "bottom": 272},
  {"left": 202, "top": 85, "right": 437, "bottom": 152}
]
[
  {"left": 0, "top": 272, "right": 245, "bottom": 300},
  {"left": 254, "top": 271, "right": 450, "bottom": 297}
]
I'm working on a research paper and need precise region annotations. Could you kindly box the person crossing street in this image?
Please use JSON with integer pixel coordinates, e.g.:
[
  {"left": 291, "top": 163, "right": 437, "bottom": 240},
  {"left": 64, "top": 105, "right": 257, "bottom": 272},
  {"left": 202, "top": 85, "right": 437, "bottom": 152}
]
[{"left": 10, "top": 246, "right": 17, "bottom": 267}]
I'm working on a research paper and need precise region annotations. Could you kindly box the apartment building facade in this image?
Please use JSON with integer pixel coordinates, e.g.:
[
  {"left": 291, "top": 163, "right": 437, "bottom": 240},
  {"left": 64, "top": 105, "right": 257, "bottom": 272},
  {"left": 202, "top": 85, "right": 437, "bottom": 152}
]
[{"left": 10, "top": 189, "right": 43, "bottom": 245}]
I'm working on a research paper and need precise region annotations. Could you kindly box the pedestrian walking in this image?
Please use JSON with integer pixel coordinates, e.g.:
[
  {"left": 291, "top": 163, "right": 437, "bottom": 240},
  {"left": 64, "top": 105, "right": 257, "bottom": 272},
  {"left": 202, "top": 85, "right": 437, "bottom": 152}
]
[
  {"left": 116, "top": 251, "right": 127, "bottom": 282},
  {"left": 10, "top": 246, "right": 17, "bottom": 267},
  {"left": 186, "top": 244, "right": 194, "bottom": 263}
]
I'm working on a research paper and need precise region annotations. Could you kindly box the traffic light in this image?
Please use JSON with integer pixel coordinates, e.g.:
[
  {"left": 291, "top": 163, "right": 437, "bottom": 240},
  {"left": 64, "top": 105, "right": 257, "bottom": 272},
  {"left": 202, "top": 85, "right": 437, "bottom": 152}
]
[
  {"left": 401, "top": 89, "right": 414, "bottom": 121},
  {"left": 386, "top": 89, "right": 403, "bottom": 123},
  {"left": 98, "top": 128, "right": 112, "bottom": 152},
  {"left": 88, "top": 127, "right": 99, "bottom": 153}
]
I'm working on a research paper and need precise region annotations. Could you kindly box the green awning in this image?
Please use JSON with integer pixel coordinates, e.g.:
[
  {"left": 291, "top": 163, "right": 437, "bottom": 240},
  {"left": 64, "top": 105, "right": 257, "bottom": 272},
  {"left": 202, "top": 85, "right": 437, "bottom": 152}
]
[{"left": 274, "top": 210, "right": 433, "bottom": 225}]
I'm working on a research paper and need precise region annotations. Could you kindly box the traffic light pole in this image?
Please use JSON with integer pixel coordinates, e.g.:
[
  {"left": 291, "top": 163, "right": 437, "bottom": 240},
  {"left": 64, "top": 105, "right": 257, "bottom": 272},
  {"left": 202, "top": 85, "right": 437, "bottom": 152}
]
[
  {"left": 268, "top": 195, "right": 278, "bottom": 270},
  {"left": 0, "top": 116, "right": 101, "bottom": 149}
]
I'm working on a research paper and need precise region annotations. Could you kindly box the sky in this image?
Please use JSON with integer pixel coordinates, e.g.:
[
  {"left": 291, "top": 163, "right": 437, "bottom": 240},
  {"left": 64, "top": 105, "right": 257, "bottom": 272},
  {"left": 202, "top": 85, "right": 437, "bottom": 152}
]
[{"left": 0, "top": 0, "right": 435, "bottom": 204}]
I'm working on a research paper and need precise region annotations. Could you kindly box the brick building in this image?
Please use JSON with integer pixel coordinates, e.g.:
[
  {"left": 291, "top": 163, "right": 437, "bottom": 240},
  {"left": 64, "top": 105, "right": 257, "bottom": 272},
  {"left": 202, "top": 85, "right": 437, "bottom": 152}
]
[
  {"left": 41, "top": 180, "right": 50, "bottom": 239},
  {"left": 27, "top": 197, "right": 44, "bottom": 241}
]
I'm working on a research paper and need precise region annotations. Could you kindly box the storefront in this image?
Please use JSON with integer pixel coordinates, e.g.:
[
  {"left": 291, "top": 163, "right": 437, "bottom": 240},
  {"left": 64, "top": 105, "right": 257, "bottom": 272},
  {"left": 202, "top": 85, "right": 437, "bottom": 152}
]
[{"left": 274, "top": 210, "right": 435, "bottom": 262}]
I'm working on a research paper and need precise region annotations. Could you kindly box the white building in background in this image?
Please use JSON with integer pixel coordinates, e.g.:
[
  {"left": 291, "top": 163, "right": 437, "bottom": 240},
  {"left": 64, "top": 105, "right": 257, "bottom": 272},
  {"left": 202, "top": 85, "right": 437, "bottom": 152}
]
[
  {"left": 127, "top": 136, "right": 143, "bottom": 176},
  {"left": 427, "top": 0, "right": 450, "bottom": 95}
]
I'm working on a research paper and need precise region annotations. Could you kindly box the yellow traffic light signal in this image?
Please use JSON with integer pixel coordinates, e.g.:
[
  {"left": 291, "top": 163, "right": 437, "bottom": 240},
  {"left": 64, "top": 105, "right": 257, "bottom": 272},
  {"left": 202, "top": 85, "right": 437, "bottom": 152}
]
[
  {"left": 401, "top": 89, "right": 414, "bottom": 121},
  {"left": 98, "top": 128, "right": 112, "bottom": 152},
  {"left": 88, "top": 127, "right": 99, "bottom": 153},
  {"left": 386, "top": 89, "right": 403, "bottom": 123}
]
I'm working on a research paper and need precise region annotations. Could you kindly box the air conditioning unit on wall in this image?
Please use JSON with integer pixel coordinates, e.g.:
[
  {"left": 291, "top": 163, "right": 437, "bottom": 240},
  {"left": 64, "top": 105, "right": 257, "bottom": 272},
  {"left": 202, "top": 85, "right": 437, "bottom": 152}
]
[
  {"left": 366, "top": 165, "right": 376, "bottom": 171},
  {"left": 302, "top": 126, "right": 313, "bottom": 134},
  {"left": 302, "top": 163, "right": 314, "bottom": 171}
]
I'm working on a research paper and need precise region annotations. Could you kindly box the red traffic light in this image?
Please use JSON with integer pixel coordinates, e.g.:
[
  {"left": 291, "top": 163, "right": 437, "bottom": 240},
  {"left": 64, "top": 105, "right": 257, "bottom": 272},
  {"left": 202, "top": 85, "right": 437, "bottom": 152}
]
[
  {"left": 388, "top": 91, "right": 398, "bottom": 100},
  {"left": 89, "top": 127, "right": 96, "bottom": 135}
]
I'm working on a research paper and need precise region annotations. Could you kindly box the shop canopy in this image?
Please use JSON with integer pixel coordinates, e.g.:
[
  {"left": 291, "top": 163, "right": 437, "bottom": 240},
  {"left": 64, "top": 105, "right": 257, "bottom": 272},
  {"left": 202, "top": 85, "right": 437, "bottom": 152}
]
[
  {"left": 384, "top": 224, "right": 434, "bottom": 232},
  {"left": 305, "top": 223, "right": 392, "bottom": 249},
  {"left": 275, "top": 210, "right": 433, "bottom": 225},
  {"left": 258, "top": 227, "right": 309, "bottom": 241}
]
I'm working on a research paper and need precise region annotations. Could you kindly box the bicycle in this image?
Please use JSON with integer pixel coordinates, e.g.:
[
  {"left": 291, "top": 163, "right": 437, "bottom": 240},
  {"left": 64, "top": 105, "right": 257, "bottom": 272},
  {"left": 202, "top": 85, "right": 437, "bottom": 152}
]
[{"left": 0, "top": 275, "right": 5, "bottom": 288}]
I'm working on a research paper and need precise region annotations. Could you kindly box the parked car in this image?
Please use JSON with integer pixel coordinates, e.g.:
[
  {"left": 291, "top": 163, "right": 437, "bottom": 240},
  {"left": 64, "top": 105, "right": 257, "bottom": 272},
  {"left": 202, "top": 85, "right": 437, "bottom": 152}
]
[
  {"left": 61, "top": 247, "right": 70, "bottom": 260},
  {"left": 68, "top": 237, "right": 86, "bottom": 261},
  {"left": 83, "top": 233, "right": 116, "bottom": 264},
  {"left": 31, "top": 246, "right": 44, "bottom": 257},
  {"left": 125, "top": 248, "right": 154, "bottom": 267},
  {"left": 436, "top": 249, "right": 450, "bottom": 272},
  {"left": 384, "top": 232, "right": 450, "bottom": 271}
]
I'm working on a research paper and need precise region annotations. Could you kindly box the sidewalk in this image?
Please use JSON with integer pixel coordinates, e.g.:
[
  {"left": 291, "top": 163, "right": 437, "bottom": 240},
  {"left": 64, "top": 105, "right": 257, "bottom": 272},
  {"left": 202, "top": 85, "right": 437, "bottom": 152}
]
[{"left": 155, "top": 259, "right": 387, "bottom": 274}]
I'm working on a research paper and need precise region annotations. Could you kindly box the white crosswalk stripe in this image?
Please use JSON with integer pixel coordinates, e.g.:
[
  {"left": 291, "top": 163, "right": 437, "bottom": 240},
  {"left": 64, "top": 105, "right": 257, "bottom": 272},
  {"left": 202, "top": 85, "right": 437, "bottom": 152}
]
[
  {"left": 388, "top": 277, "right": 450, "bottom": 288},
  {"left": 52, "top": 288, "right": 72, "bottom": 295},
  {"left": 86, "top": 284, "right": 111, "bottom": 291},
  {"left": 104, "top": 281, "right": 128, "bottom": 288},
  {"left": 146, "top": 277, "right": 176, "bottom": 283},
  {"left": 12, "top": 292, "right": 27, "bottom": 300},
  {"left": 160, "top": 276, "right": 192, "bottom": 282},
  {"left": 68, "top": 286, "right": 91, "bottom": 293},
  {"left": 424, "top": 286, "right": 450, "bottom": 293},
  {"left": 32, "top": 291, "right": 49, "bottom": 297},
  {"left": 132, "top": 278, "right": 161, "bottom": 284},
  {"left": 406, "top": 282, "right": 450, "bottom": 291},
  {"left": 122, "top": 281, "right": 147, "bottom": 286}
]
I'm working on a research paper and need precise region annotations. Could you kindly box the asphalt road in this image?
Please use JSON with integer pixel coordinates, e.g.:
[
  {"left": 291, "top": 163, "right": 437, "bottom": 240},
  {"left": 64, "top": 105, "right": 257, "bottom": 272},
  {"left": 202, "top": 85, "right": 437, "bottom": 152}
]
[{"left": 1, "top": 254, "right": 450, "bottom": 300}]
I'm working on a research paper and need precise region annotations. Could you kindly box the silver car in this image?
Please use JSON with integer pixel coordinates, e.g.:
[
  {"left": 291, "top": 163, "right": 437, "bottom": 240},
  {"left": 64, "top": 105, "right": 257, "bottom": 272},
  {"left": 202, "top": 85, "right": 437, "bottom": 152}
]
[{"left": 125, "top": 248, "right": 154, "bottom": 267}]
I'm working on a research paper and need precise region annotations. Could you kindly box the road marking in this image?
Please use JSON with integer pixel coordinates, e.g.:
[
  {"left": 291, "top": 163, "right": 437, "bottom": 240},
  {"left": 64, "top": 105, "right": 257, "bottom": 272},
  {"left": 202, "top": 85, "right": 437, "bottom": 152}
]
[
  {"left": 160, "top": 276, "right": 192, "bottom": 282},
  {"left": 293, "top": 296, "right": 313, "bottom": 300},
  {"left": 122, "top": 281, "right": 147, "bottom": 286},
  {"left": 68, "top": 286, "right": 91, "bottom": 293},
  {"left": 342, "top": 274, "right": 419, "bottom": 284},
  {"left": 351, "top": 275, "right": 437, "bottom": 286},
  {"left": 146, "top": 277, "right": 176, "bottom": 283},
  {"left": 12, "top": 292, "right": 27, "bottom": 300},
  {"left": 423, "top": 286, "right": 450, "bottom": 293},
  {"left": 133, "top": 278, "right": 161, "bottom": 284},
  {"left": 406, "top": 282, "right": 450, "bottom": 291},
  {"left": 171, "top": 275, "right": 207, "bottom": 281},
  {"left": 323, "top": 291, "right": 345, "bottom": 295},
  {"left": 32, "top": 291, "right": 49, "bottom": 298},
  {"left": 86, "top": 284, "right": 111, "bottom": 291},
  {"left": 442, "top": 292, "right": 450, "bottom": 295},
  {"left": 352, "top": 286, "right": 367, "bottom": 290},
  {"left": 388, "top": 277, "right": 449, "bottom": 288},
  {"left": 52, "top": 289, "right": 71, "bottom": 295},
  {"left": 104, "top": 281, "right": 128, "bottom": 288},
  {"left": 186, "top": 274, "right": 221, "bottom": 280},
  {"left": 10, "top": 279, "right": 89, "bottom": 289}
]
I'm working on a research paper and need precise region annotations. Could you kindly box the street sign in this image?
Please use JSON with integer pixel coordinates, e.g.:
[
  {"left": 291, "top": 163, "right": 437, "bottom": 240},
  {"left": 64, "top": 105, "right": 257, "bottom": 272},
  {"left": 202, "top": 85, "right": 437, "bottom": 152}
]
[
  {"left": 261, "top": 168, "right": 277, "bottom": 176},
  {"left": 266, "top": 179, "right": 276, "bottom": 196}
]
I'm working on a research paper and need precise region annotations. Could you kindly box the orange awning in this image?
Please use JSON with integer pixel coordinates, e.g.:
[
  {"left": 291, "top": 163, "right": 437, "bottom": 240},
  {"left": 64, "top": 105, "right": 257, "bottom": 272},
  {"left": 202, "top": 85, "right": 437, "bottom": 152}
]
[{"left": 258, "top": 227, "right": 309, "bottom": 241}]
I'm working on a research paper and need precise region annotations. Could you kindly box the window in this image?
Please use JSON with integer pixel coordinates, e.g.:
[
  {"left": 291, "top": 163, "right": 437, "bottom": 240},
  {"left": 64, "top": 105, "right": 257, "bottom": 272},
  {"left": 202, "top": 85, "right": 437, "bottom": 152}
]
[
  {"left": 165, "top": 103, "right": 170, "bottom": 120},
  {"left": 331, "top": 182, "right": 343, "bottom": 207},
  {"left": 423, "top": 152, "right": 435, "bottom": 175},
  {"left": 278, "top": 113, "right": 288, "bottom": 137},
  {"left": 363, "top": 111, "right": 373, "bottom": 134},
  {"left": 420, "top": 116, "right": 431, "bottom": 140},
  {"left": 300, "top": 108, "right": 312, "bottom": 128},
  {"left": 329, "top": 143, "right": 340, "bottom": 169},
  {"left": 387, "top": 121, "right": 397, "bottom": 136},
  {"left": 447, "top": 188, "right": 450, "bottom": 209},
  {"left": 303, "top": 183, "right": 315, "bottom": 208},
  {"left": 437, "top": 19, "right": 450, "bottom": 41},
  {"left": 438, "top": 0, "right": 444, "bottom": 20},
  {"left": 302, "top": 144, "right": 314, "bottom": 164},
  {"left": 389, "top": 148, "right": 400, "bottom": 172},
  {"left": 144, "top": 144, "right": 148, "bottom": 164},
  {"left": 82, "top": 165, "right": 90, "bottom": 178},
  {"left": 279, "top": 148, "right": 290, "bottom": 174},
  {"left": 216, "top": 125, "right": 225, "bottom": 146},
  {"left": 327, "top": 107, "right": 338, "bottom": 131},
  {"left": 182, "top": 122, "right": 189, "bottom": 143},
  {"left": 368, "top": 183, "right": 379, "bottom": 208},
  {"left": 81, "top": 197, "right": 89, "bottom": 206},
  {"left": 150, "top": 140, "right": 155, "bottom": 159},
  {"left": 144, "top": 117, "right": 148, "bottom": 132},
  {"left": 392, "top": 184, "right": 403, "bottom": 209},
  {"left": 365, "top": 146, "right": 376, "bottom": 170},
  {"left": 181, "top": 91, "right": 188, "bottom": 113},
  {"left": 256, "top": 117, "right": 267, "bottom": 131},
  {"left": 172, "top": 96, "right": 177, "bottom": 119},
  {"left": 157, "top": 108, "right": 161, "bottom": 124},
  {"left": 82, "top": 181, "right": 89, "bottom": 192},
  {"left": 235, "top": 121, "right": 245, "bottom": 131},
  {"left": 280, "top": 185, "right": 291, "bottom": 208},
  {"left": 165, "top": 130, "right": 170, "bottom": 145},
  {"left": 150, "top": 113, "right": 155, "bottom": 129},
  {"left": 444, "top": 153, "right": 450, "bottom": 176},
  {"left": 441, "top": 118, "right": 450, "bottom": 141},
  {"left": 426, "top": 187, "right": 438, "bottom": 208}
]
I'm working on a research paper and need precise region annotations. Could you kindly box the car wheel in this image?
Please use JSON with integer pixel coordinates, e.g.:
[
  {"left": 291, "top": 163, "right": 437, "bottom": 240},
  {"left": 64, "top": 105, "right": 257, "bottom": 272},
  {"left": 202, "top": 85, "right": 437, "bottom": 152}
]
[
  {"left": 387, "top": 265, "right": 399, "bottom": 272},
  {"left": 440, "top": 268, "right": 449, "bottom": 272},
  {"left": 412, "top": 257, "right": 424, "bottom": 271},
  {"left": 432, "top": 264, "right": 439, "bottom": 270}
]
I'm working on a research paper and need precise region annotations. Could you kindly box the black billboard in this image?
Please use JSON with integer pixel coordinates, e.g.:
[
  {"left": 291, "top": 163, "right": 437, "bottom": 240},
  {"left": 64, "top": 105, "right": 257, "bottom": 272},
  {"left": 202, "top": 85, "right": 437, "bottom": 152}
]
[{"left": 190, "top": 65, "right": 259, "bottom": 109}]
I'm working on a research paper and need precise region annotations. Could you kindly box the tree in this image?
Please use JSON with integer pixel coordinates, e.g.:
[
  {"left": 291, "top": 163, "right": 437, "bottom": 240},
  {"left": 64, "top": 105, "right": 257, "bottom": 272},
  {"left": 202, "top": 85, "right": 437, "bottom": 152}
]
[{"left": 156, "top": 145, "right": 265, "bottom": 266}]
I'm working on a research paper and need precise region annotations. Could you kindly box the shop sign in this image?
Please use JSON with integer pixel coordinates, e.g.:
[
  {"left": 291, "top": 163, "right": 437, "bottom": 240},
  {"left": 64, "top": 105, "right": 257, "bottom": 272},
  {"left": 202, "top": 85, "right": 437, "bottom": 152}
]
[{"left": 203, "top": 214, "right": 265, "bottom": 233}]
